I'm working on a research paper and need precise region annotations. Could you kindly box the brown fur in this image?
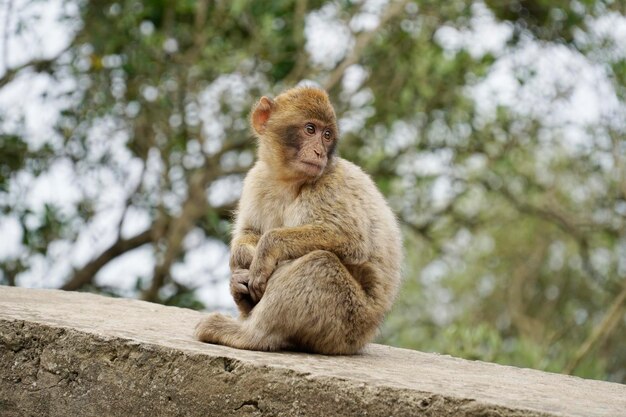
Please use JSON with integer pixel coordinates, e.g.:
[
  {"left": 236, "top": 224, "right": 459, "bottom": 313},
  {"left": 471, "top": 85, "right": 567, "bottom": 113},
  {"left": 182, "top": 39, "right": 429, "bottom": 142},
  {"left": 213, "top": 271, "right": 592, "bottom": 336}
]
[{"left": 195, "top": 86, "right": 402, "bottom": 355}]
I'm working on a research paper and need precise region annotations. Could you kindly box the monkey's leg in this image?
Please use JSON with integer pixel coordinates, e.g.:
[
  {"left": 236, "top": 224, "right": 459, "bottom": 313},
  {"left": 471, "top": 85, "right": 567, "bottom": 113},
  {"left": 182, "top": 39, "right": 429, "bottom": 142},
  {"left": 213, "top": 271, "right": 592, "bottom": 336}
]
[{"left": 249, "top": 250, "right": 377, "bottom": 355}]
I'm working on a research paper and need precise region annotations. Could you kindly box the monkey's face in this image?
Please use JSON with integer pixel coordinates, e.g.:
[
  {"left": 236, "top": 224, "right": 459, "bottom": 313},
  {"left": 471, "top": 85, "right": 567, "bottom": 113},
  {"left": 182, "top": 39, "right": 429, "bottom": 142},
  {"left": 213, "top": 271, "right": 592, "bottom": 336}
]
[
  {"left": 278, "top": 119, "right": 337, "bottom": 178},
  {"left": 251, "top": 87, "right": 338, "bottom": 181}
]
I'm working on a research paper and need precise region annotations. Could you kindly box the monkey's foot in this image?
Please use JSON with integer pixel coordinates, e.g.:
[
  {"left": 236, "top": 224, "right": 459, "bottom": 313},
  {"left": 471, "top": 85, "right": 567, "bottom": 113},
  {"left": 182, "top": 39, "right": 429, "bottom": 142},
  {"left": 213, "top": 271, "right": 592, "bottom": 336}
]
[{"left": 194, "top": 313, "right": 239, "bottom": 344}]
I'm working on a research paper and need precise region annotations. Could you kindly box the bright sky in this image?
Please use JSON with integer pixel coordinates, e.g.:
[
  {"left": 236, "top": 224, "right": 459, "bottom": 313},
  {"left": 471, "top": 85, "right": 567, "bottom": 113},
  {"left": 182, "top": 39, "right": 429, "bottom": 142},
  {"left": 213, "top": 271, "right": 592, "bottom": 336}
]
[{"left": 0, "top": 0, "right": 625, "bottom": 310}]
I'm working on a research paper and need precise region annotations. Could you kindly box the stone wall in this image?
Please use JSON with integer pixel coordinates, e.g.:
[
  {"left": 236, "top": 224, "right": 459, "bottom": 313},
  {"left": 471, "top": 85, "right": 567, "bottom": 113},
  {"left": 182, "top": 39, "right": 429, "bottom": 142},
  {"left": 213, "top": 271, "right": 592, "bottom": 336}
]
[{"left": 1, "top": 286, "right": 625, "bottom": 416}]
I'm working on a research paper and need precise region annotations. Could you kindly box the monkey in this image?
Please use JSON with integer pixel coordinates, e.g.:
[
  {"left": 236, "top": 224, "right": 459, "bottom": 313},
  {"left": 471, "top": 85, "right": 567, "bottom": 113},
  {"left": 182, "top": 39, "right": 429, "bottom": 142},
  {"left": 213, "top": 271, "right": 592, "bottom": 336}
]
[{"left": 194, "top": 86, "right": 402, "bottom": 355}]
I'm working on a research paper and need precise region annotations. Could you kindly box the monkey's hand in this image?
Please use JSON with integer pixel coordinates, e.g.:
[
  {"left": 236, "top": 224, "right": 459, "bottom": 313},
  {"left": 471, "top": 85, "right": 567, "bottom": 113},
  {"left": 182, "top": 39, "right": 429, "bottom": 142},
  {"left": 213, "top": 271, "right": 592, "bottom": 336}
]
[
  {"left": 231, "top": 269, "right": 250, "bottom": 297},
  {"left": 230, "top": 268, "right": 255, "bottom": 315},
  {"left": 248, "top": 249, "right": 277, "bottom": 303}
]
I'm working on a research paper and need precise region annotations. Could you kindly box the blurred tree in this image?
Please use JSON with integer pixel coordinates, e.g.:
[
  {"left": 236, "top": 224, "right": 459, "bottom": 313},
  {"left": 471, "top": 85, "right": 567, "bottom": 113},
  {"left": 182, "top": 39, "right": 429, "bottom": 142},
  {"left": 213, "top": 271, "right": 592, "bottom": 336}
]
[{"left": 0, "top": 0, "right": 624, "bottom": 383}]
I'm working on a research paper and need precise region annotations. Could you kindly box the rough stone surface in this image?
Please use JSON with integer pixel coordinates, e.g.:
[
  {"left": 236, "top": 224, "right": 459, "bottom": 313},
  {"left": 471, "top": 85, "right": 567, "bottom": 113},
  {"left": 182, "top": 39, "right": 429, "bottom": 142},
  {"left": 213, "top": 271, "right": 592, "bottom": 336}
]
[{"left": 0, "top": 286, "right": 625, "bottom": 417}]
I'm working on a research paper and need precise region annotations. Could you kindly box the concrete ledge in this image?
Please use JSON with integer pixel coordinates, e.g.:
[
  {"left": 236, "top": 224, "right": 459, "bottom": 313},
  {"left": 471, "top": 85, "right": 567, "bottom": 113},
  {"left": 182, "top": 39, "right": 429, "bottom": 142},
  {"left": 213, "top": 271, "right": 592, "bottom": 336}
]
[{"left": 0, "top": 286, "right": 624, "bottom": 416}]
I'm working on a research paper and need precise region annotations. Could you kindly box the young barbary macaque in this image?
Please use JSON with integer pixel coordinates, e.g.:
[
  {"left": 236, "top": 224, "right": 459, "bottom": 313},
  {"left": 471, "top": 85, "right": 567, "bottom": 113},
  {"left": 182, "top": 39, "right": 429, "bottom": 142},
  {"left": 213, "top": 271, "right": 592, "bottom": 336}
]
[{"left": 195, "top": 86, "right": 402, "bottom": 354}]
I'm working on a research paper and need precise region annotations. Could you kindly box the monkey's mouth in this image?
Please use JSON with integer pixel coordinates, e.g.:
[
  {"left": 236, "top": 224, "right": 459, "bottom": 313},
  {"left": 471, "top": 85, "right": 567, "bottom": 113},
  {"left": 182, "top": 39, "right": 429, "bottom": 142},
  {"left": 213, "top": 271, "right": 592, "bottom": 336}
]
[{"left": 299, "top": 160, "right": 325, "bottom": 175}]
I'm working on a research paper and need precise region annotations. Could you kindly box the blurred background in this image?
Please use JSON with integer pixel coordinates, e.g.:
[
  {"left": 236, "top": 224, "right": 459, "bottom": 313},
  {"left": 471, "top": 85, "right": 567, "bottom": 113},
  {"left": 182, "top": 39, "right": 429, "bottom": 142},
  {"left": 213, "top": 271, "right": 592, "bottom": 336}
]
[{"left": 0, "top": 0, "right": 625, "bottom": 383}]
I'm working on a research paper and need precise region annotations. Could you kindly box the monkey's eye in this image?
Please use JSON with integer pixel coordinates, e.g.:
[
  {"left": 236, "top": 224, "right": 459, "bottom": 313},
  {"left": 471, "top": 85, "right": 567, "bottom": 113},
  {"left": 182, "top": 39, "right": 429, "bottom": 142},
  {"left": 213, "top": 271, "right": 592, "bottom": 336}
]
[
  {"left": 305, "top": 123, "right": 316, "bottom": 135},
  {"left": 323, "top": 130, "right": 332, "bottom": 141}
]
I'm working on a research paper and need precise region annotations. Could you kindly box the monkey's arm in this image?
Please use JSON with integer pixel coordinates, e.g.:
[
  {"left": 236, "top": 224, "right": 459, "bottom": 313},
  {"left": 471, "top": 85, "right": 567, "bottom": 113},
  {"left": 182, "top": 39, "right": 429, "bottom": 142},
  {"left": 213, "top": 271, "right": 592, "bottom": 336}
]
[
  {"left": 248, "top": 224, "right": 367, "bottom": 302},
  {"left": 229, "top": 228, "right": 261, "bottom": 316},
  {"left": 229, "top": 228, "right": 261, "bottom": 270}
]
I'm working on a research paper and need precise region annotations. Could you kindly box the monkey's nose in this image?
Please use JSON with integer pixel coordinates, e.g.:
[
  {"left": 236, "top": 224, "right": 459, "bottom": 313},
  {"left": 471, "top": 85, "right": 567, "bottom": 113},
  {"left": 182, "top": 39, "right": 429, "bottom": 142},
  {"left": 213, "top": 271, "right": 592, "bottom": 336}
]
[{"left": 314, "top": 149, "right": 322, "bottom": 157}]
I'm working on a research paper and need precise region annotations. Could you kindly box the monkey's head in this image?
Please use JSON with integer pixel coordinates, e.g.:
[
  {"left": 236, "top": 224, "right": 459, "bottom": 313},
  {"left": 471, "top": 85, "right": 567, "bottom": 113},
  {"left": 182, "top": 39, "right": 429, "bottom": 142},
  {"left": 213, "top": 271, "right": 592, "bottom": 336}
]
[{"left": 250, "top": 87, "right": 338, "bottom": 182}]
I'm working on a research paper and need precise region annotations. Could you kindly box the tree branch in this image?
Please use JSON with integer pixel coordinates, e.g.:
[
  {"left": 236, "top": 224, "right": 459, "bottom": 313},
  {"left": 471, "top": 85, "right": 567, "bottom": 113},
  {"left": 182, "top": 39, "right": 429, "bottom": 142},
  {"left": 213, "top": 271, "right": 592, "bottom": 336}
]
[
  {"left": 142, "top": 169, "right": 209, "bottom": 302},
  {"left": 564, "top": 281, "right": 626, "bottom": 374},
  {"left": 323, "top": 0, "right": 409, "bottom": 91},
  {"left": 116, "top": 162, "right": 146, "bottom": 241},
  {"left": 0, "top": 46, "right": 68, "bottom": 88},
  {"left": 284, "top": 0, "right": 310, "bottom": 83},
  {"left": 62, "top": 228, "right": 154, "bottom": 291}
]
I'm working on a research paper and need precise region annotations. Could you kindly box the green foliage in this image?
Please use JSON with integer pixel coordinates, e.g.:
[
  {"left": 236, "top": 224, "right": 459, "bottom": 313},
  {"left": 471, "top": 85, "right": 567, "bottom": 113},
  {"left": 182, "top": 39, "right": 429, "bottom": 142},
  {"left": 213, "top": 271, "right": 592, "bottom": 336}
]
[
  {"left": 0, "top": 135, "right": 27, "bottom": 189},
  {"left": 163, "top": 287, "right": 206, "bottom": 311}
]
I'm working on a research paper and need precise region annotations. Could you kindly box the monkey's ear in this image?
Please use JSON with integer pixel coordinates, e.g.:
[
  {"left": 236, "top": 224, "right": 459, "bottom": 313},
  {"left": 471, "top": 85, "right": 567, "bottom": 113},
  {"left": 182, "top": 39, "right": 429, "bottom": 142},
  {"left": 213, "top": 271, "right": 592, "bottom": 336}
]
[{"left": 251, "top": 96, "right": 275, "bottom": 134}]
